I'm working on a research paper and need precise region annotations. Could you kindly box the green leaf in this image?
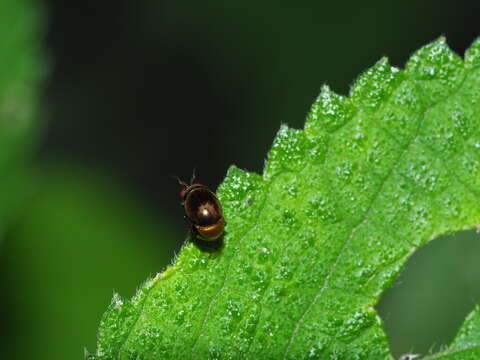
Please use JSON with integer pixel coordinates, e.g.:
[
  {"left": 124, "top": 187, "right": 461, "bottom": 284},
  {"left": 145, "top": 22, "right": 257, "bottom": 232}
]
[
  {"left": 0, "top": 0, "right": 44, "bottom": 232},
  {"left": 91, "top": 37, "right": 480, "bottom": 359},
  {"left": 422, "top": 305, "right": 480, "bottom": 359}
]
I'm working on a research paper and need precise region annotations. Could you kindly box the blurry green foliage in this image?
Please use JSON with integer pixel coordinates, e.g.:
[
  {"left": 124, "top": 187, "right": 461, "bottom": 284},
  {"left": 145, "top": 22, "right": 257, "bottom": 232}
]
[
  {"left": 0, "top": 1, "right": 175, "bottom": 359},
  {"left": 0, "top": 0, "right": 44, "bottom": 232},
  {"left": 92, "top": 38, "right": 480, "bottom": 359},
  {"left": 0, "top": 166, "right": 173, "bottom": 359}
]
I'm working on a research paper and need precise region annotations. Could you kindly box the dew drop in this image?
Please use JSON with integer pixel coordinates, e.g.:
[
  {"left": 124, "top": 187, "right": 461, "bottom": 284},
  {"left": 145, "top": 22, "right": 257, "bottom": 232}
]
[
  {"left": 257, "top": 247, "right": 270, "bottom": 264},
  {"left": 298, "top": 230, "right": 316, "bottom": 249},
  {"left": 253, "top": 268, "right": 269, "bottom": 292},
  {"left": 226, "top": 300, "right": 242, "bottom": 321},
  {"left": 336, "top": 161, "right": 353, "bottom": 182},
  {"left": 174, "top": 309, "right": 185, "bottom": 325},
  {"left": 306, "top": 197, "right": 339, "bottom": 223}
]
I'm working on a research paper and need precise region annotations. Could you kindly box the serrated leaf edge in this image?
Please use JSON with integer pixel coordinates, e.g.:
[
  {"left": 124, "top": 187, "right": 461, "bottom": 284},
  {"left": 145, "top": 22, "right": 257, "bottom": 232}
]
[{"left": 92, "top": 37, "right": 480, "bottom": 359}]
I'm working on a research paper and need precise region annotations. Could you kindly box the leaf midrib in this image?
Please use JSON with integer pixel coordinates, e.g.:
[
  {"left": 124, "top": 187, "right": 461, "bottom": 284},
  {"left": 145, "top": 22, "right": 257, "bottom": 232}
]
[
  {"left": 281, "top": 83, "right": 420, "bottom": 359},
  {"left": 281, "top": 67, "right": 472, "bottom": 358}
]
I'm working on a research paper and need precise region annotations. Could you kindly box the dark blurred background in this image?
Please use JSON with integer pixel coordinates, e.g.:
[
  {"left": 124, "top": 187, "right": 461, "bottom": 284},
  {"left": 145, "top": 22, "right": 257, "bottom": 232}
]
[{"left": 0, "top": 0, "right": 479, "bottom": 359}]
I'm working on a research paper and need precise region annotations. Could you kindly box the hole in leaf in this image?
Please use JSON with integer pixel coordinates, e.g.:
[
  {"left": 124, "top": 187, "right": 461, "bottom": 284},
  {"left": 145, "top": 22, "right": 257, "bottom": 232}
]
[{"left": 377, "top": 229, "right": 480, "bottom": 358}]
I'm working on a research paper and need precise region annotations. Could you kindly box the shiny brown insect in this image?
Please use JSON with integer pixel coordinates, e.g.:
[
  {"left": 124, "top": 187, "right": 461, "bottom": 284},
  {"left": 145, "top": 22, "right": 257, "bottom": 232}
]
[{"left": 178, "top": 177, "right": 225, "bottom": 241}]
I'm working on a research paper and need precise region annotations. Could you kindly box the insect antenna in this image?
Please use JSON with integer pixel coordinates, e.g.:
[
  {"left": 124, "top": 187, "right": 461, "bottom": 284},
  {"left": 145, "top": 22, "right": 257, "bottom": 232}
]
[
  {"left": 170, "top": 174, "right": 189, "bottom": 187},
  {"left": 190, "top": 166, "right": 197, "bottom": 185}
]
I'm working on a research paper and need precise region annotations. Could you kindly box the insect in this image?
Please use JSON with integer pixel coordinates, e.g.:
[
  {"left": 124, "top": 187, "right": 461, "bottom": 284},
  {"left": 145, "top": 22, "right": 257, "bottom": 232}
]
[{"left": 177, "top": 174, "right": 225, "bottom": 241}]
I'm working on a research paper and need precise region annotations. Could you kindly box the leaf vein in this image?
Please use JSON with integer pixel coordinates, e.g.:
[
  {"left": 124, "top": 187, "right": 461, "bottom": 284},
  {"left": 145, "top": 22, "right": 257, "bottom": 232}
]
[
  {"left": 282, "top": 127, "right": 418, "bottom": 359},
  {"left": 190, "top": 173, "right": 284, "bottom": 354},
  {"left": 282, "top": 68, "right": 470, "bottom": 358}
]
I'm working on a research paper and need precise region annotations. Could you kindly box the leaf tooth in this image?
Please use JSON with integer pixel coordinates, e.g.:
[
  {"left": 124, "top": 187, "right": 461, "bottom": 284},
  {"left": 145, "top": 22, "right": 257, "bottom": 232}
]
[
  {"left": 264, "top": 125, "right": 313, "bottom": 180},
  {"left": 465, "top": 37, "right": 480, "bottom": 69},
  {"left": 111, "top": 291, "right": 124, "bottom": 309},
  {"left": 405, "top": 37, "right": 465, "bottom": 106},
  {"left": 100, "top": 291, "right": 126, "bottom": 326},
  {"left": 218, "top": 165, "right": 266, "bottom": 229},
  {"left": 350, "top": 57, "right": 404, "bottom": 112},
  {"left": 84, "top": 347, "right": 94, "bottom": 360},
  {"left": 96, "top": 292, "right": 132, "bottom": 358},
  {"left": 406, "top": 36, "right": 463, "bottom": 81},
  {"left": 219, "top": 166, "right": 264, "bottom": 201},
  {"left": 305, "top": 84, "right": 356, "bottom": 136}
]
